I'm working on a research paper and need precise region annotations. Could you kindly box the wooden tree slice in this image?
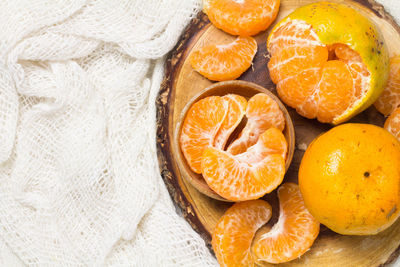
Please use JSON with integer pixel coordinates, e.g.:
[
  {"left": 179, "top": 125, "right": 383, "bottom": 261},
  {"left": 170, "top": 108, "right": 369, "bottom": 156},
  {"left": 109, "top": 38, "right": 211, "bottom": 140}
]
[{"left": 156, "top": 0, "right": 400, "bottom": 265}]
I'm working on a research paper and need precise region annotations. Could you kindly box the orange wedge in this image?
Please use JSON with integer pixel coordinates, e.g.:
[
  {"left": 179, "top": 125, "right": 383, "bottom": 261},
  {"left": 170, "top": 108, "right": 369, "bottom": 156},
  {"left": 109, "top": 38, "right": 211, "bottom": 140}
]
[
  {"left": 385, "top": 107, "right": 400, "bottom": 140},
  {"left": 214, "top": 94, "right": 247, "bottom": 150},
  {"left": 252, "top": 183, "right": 320, "bottom": 264},
  {"left": 202, "top": 128, "right": 286, "bottom": 201},
  {"left": 203, "top": 0, "right": 280, "bottom": 36},
  {"left": 180, "top": 96, "right": 227, "bottom": 173},
  {"left": 235, "top": 127, "right": 287, "bottom": 163},
  {"left": 212, "top": 200, "right": 272, "bottom": 267},
  {"left": 189, "top": 36, "right": 257, "bottom": 81},
  {"left": 227, "top": 93, "right": 285, "bottom": 155},
  {"left": 375, "top": 56, "right": 400, "bottom": 116}
]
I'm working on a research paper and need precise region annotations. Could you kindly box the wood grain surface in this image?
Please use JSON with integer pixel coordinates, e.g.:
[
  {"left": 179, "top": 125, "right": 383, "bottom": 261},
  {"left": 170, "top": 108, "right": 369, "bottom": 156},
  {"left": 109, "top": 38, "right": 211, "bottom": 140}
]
[{"left": 156, "top": 0, "right": 400, "bottom": 265}]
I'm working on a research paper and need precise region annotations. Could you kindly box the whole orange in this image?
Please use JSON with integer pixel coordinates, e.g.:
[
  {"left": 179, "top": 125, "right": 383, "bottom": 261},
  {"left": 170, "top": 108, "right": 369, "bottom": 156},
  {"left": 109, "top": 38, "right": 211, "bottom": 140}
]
[{"left": 299, "top": 123, "right": 400, "bottom": 235}]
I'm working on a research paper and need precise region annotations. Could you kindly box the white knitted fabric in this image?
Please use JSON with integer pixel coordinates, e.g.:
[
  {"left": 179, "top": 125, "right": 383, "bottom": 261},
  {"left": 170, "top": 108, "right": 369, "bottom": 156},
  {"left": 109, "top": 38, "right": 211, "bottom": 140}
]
[
  {"left": 0, "top": 0, "right": 217, "bottom": 266},
  {"left": 0, "top": 0, "right": 399, "bottom": 266}
]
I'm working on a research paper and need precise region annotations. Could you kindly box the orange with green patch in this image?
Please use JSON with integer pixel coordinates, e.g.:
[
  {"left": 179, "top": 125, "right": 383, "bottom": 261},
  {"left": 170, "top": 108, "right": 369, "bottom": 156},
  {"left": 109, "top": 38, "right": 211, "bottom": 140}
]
[
  {"left": 299, "top": 123, "right": 400, "bottom": 235},
  {"left": 267, "top": 2, "right": 389, "bottom": 124}
]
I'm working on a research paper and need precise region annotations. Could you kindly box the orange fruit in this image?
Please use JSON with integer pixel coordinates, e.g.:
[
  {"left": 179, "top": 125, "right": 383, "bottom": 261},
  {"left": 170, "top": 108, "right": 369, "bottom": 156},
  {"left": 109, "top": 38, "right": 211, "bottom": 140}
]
[
  {"left": 180, "top": 96, "right": 228, "bottom": 173},
  {"left": 267, "top": 2, "right": 389, "bottom": 124},
  {"left": 212, "top": 200, "right": 272, "bottom": 267},
  {"left": 252, "top": 183, "right": 320, "bottom": 264},
  {"left": 190, "top": 36, "right": 257, "bottom": 81},
  {"left": 299, "top": 123, "right": 400, "bottom": 235},
  {"left": 214, "top": 94, "right": 247, "bottom": 150},
  {"left": 180, "top": 94, "right": 247, "bottom": 173},
  {"left": 375, "top": 56, "right": 400, "bottom": 116},
  {"left": 203, "top": 0, "right": 280, "bottom": 36},
  {"left": 385, "top": 107, "right": 400, "bottom": 140},
  {"left": 227, "top": 93, "right": 285, "bottom": 155},
  {"left": 202, "top": 127, "right": 286, "bottom": 201}
]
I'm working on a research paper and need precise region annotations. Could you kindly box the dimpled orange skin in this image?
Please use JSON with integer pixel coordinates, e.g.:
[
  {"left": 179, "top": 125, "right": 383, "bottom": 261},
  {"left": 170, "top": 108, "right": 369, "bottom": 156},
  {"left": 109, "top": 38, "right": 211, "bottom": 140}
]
[{"left": 299, "top": 124, "right": 400, "bottom": 235}]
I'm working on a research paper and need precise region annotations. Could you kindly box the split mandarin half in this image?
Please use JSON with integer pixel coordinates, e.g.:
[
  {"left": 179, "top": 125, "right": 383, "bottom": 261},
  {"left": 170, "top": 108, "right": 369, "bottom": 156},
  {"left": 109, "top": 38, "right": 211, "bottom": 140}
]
[
  {"left": 267, "top": 2, "right": 389, "bottom": 124},
  {"left": 214, "top": 94, "right": 247, "bottom": 150},
  {"left": 252, "top": 183, "right": 320, "bottom": 264},
  {"left": 189, "top": 36, "right": 257, "bottom": 81},
  {"left": 375, "top": 56, "right": 400, "bottom": 116},
  {"left": 212, "top": 200, "right": 272, "bottom": 267},
  {"left": 299, "top": 123, "right": 400, "bottom": 235},
  {"left": 202, "top": 128, "right": 286, "bottom": 201},
  {"left": 203, "top": 0, "right": 280, "bottom": 36},
  {"left": 385, "top": 107, "right": 400, "bottom": 140},
  {"left": 180, "top": 94, "right": 247, "bottom": 173},
  {"left": 179, "top": 96, "right": 227, "bottom": 173},
  {"left": 227, "top": 93, "right": 285, "bottom": 155}
]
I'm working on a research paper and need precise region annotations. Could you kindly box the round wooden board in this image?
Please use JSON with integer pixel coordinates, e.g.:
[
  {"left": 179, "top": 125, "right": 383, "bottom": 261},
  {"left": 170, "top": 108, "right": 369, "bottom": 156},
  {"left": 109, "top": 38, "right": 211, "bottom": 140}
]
[{"left": 156, "top": 0, "right": 400, "bottom": 266}]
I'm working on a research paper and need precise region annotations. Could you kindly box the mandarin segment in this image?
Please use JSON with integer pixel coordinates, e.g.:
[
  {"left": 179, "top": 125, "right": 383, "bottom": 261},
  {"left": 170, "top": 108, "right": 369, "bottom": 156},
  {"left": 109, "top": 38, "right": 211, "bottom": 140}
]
[
  {"left": 267, "top": 19, "right": 323, "bottom": 55},
  {"left": 385, "top": 107, "right": 400, "bottom": 140},
  {"left": 180, "top": 96, "right": 227, "bottom": 173},
  {"left": 202, "top": 150, "right": 284, "bottom": 201},
  {"left": 246, "top": 93, "right": 285, "bottom": 131},
  {"left": 227, "top": 93, "right": 285, "bottom": 155},
  {"left": 214, "top": 94, "right": 247, "bottom": 150},
  {"left": 375, "top": 56, "right": 400, "bottom": 116},
  {"left": 252, "top": 183, "right": 320, "bottom": 264},
  {"left": 315, "top": 60, "right": 354, "bottom": 122},
  {"left": 203, "top": 0, "right": 280, "bottom": 36},
  {"left": 212, "top": 200, "right": 272, "bottom": 267},
  {"left": 267, "top": 2, "right": 388, "bottom": 124},
  {"left": 202, "top": 128, "right": 286, "bottom": 201},
  {"left": 236, "top": 127, "right": 287, "bottom": 163},
  {"left": 276, "top": 68, "right": 322, "bottom": 110},
  {"left": 268, "top": 45, "right": 328, "bottom": 84},
  {"left": 189, "top": 36, "right": 257, "bottom": 81},
  {"left": 333, "top": 44, "right": 370, "bottom": 101}
]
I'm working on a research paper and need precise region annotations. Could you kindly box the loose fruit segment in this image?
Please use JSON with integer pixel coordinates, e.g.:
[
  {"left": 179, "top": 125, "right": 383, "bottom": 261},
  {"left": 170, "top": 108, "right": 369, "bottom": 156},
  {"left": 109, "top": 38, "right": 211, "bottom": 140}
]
[
  {"left": 203, "top": 0, "right": 280, "bottom": 36},
  {"left": 252, "top": 183, "right": 320, "bottom": 264},
  {"left": 212, "top": 200, "right": 272, "bottom": 267},
  {"left": 180, "top": 96, "right": 227, "bottom": 173},
  {"left": 267, "top": 2, "right": 389, "bottom": 124},
  {"left": 202, "top": 128, "right": 286, "bottom": 201},
  {"left": 385, "top": 107, "right": 400, "bottom": 140},
  {"left": 214, "top": 94, "right": 247, "bottom": 150},
  {"left": 228, "top": 93, "right": 285, "bottom": 155},
  {"left": 190, "top": 36, "right": 257, "bottom": 81},
  {"left": 375, "top": 56, "right": 400, "bottom": 116}
]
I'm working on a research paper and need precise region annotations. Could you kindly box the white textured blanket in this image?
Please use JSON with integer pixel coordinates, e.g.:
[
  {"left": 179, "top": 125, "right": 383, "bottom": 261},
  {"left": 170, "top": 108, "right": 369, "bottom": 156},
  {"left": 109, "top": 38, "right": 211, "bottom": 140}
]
[
  {"left": 0, "top": 0, "right": 216, "bottom": 265},
  {"left": 0, "top": 0, "right": 398, "bottom": 266}
]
